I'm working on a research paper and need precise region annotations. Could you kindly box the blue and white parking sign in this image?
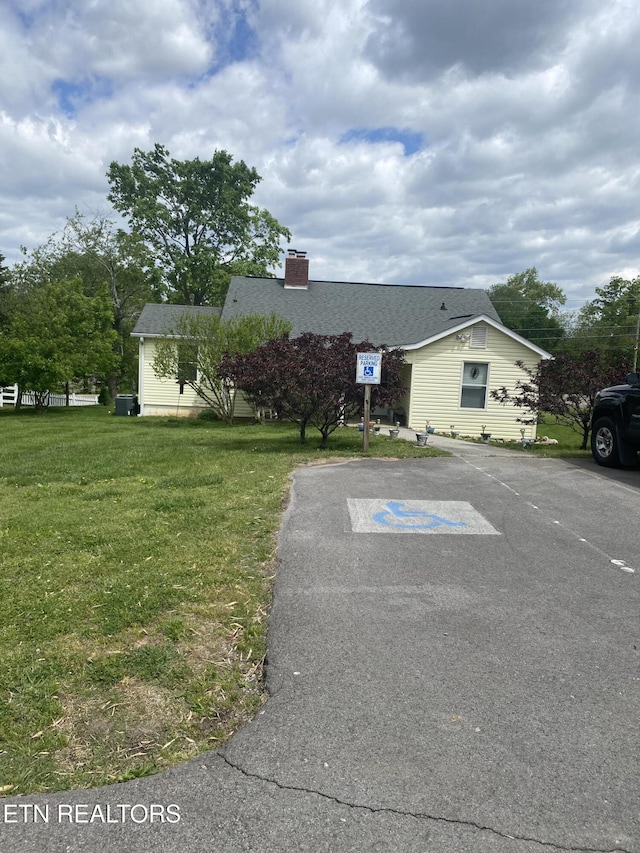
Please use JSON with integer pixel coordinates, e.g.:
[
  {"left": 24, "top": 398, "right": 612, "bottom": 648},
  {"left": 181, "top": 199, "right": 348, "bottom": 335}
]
[{"left": 356, "top": 352, "right": 382, "bottom": 384}]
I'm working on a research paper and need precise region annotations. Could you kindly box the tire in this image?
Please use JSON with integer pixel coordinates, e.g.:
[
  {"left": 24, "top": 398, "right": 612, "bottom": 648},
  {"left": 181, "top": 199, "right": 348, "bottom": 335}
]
[{"left": 591, "top": 417, "right": 620, "bottom": 467}]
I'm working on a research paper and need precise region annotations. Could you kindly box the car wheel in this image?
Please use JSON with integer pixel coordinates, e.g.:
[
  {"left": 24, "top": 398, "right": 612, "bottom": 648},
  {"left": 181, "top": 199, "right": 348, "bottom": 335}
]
[{"left": 591, "top": 417, "right": 620, "bottom": 467}]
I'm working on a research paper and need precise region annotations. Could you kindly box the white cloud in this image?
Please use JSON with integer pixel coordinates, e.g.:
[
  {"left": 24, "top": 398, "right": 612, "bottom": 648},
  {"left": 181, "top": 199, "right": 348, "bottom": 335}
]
[
  {"left": 1, "top": 0, "right": 640, "bottom": 312},
  {"left": 0, "top": 4, "right": 52, "bottom": 115},
  {"left": 33, "top": 0, "right": 212, "bottom": 83},
  {"left": 0, "top": 112, "right": 103, "bottom": 197},
  {"left": 364, "top": 0, "right": 598, "bottom": 81}
]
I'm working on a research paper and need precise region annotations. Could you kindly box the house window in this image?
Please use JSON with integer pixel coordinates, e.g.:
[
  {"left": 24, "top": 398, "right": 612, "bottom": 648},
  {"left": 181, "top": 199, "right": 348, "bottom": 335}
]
[
  {"left": 461, "top": 362, "right": 488, "bottom": 409},
  {"left": 177, "top": 343, "right": 197, "bottom": 391}
]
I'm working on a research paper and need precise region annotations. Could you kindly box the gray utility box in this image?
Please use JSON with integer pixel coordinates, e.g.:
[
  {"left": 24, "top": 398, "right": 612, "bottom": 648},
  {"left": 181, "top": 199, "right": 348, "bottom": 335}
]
[{"left": 115, "top": 394, "right": 138, "bottom": 416}]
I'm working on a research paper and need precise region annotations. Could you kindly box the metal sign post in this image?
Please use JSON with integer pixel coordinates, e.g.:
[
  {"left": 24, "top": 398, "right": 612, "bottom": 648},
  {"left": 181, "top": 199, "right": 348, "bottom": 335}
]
[
  {"left": 363, "top": 385, "right": 371, "bottom": 451},
  {"left": 356, "top": 353, "right": 382, "bottom": 451}
]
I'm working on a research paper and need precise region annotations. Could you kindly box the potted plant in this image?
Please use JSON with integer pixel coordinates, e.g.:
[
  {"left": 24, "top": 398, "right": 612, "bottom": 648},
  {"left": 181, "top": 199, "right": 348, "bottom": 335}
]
[
  {"left": 520, "top": 427, "right": 533, "bottom": 448},
  {"left": 480, "top": 425, "right": 491, "bottom": 443}
]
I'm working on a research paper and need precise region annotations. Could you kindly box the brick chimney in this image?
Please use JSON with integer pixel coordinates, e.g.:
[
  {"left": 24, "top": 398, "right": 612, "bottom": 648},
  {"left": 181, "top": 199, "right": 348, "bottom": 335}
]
[{"left": 284, "top": 250, "right": 309, "bottom": 289}]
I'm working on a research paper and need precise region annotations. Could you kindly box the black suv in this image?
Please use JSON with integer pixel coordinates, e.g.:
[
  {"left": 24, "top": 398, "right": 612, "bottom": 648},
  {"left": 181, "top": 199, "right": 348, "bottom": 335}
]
[{"left": 591, "top": 372, "right": 640, "bottom": 467}]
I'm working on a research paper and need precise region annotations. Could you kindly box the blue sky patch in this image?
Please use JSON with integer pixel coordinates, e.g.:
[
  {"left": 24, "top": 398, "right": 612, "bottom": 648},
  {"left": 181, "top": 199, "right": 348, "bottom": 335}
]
[
  {"left": 227, "top": 6, "right": 258, "bottom": 63},
  {"left": 208, "top": 1, "right": 259, "bottom": 74},
  {"left": 339, "top": 127, "right": 423, "bottom": 156},
  {"left": 13, "top": 4, "right": 34, "bottom": 29},
  {"left": 52, "top": 77, "right": 113, "bottom": 118},
  {"left": 52, "top": 79, "right": 83, "bottom": 119}
]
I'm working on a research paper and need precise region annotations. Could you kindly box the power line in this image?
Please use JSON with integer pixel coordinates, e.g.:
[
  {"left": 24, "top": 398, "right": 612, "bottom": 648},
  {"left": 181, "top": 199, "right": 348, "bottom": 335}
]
[
  {"left": 505, "top": 325, "right": 637, "bottom": 333},
  {"left": 503, "top": 333, "right": 638, "bottom": 343}
]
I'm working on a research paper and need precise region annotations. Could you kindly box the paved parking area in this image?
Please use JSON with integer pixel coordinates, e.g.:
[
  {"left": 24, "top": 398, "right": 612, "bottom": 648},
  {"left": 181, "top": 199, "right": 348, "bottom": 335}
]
[{"left": 3, "top": 455, "right": 639, "bottom": 853}]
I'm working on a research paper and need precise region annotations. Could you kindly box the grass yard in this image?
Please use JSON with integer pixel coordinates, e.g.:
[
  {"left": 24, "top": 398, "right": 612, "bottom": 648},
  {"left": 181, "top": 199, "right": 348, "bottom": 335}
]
[
  {"left": 0, "top": 407, "right": 444, "bottom": 795},
  {"left": 510, "top": 414, "right": 592, "bottom": 458},
  {"left": 435, "top": 415, "right": 592, "bottom": 458}
]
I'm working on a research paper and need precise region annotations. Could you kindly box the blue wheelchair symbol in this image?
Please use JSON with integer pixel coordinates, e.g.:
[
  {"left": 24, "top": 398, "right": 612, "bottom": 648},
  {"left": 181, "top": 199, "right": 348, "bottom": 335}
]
[
  {"left": 363, "top": 365, "right": 374, "bottom": 376},
  {"left": 372, "top": 501, "right": 468, "bottom": 530}
]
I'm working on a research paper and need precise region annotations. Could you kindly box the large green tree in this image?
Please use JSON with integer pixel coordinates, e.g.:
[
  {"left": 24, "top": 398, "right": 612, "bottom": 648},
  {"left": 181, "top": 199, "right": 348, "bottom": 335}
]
[
  {"left": 572, "top": 276, "right": 640, "bottom": 366},
  {"left": 58, "top": 212, "right": 162, "bottom": 396},
  {"left": 106, "top": 144, "right": 290, "bottom": 306},
  {"left": 488, "top": 268, "right": 567, "bottom": 351},
  {"left": 0, "top": 277, "right": 117, "bottom": 412},
  {"left": 0, "top": 252, "right": 8, "bottom": 287},
  {"left": 152, "top": 311, "right": 291, "bottom": 423},
  {"left": 10, "top": 214, "right": 161, "bottom": 396},
  {"left": 0, "top": 252, "right": 12, "bottom": 331}
]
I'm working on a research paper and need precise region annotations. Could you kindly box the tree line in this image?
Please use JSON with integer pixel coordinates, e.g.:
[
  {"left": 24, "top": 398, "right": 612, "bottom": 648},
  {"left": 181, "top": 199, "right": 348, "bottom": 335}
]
[
  {"left": 487, "top": 267, "right": 640, "bottom": 362},
  {"left": 0, "top": 144, "right": 289, "bottom": 408},
  {"left": 486, "top": 268, "right": 639, "bottom": 447},
  {"left": 0, "top": 142, "right": 638, "bottom": 447}
]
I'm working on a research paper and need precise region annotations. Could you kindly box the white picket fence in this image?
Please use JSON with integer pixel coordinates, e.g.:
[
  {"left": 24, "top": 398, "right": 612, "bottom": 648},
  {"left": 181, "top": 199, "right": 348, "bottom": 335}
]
[
  {"left": 0, "top": 385, "right": 99, "bottom": 408},
  {"left": 0, "top": 385, "right": 19, "bottom": 407}
]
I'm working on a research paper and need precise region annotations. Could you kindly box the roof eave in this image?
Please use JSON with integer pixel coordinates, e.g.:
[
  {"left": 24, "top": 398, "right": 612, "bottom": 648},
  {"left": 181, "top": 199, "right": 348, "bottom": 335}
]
[
  {"left": 400, "top": 315, "right": 553, "bottom": 359},
  {"left": 130, "top": 331, "right": 186, "bottom": 339}
]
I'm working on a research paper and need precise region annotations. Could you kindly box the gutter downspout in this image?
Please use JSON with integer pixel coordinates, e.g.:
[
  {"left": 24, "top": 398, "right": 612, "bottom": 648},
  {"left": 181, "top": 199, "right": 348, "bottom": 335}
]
[{"left": 138, "top": 337, "right": 145, "bottom": 416}]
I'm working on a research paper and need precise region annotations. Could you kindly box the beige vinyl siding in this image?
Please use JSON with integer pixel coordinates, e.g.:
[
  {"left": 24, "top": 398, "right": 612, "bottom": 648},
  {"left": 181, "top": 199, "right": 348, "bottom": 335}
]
[
  {"left": 404, "top": 323, "right": 541, "bottom": 440},
  {"left": 139, "top": 338, "right": 205, "bottom": 416},
  {"left": 232, "top": 393, "right": 254, "bottom": 419},
  {"left": 138, "top": 338, "right": 253, "bottom": 419},
  {"left": 391, "top": 364, "right": 412, "bottom": 426}
]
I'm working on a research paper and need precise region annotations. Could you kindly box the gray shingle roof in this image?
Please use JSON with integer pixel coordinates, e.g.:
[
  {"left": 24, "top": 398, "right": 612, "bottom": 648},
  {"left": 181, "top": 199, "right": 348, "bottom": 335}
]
[
  {"left": 132, "top": 303, "right": 221, "bottom": 337},
  {"left": 220, "top": 276, "right": 502, "bottom": 347}
]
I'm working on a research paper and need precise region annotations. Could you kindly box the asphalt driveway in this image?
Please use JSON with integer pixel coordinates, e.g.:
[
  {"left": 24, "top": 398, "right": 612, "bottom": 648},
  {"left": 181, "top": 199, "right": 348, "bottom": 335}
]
[{"left": 3, "top": 454, "right": 639, "bottom": 853}]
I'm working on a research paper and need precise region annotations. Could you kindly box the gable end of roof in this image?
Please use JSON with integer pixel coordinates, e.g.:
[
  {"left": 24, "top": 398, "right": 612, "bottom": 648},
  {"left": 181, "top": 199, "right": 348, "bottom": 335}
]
[{"left": 401, "top": 315, "right": 553, "bottom": 358}]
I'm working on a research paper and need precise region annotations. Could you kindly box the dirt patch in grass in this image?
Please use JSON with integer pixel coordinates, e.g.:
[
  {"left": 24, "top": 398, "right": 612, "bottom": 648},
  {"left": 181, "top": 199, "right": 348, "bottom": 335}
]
[
  {"left": 50, "top": 612, "right": 268, "bottom": 787},
  {"left": 54, "top": 679, "right": 192, "bottom": 784},
  {"left": 302, "top": 455, "right": 359, "bottom": 467}
]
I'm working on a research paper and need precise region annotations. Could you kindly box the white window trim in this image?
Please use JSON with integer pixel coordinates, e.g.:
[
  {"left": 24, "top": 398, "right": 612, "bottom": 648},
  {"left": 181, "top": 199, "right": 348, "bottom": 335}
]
[{"left": 460, "top": 361, "right": 490, "bottom": 410}]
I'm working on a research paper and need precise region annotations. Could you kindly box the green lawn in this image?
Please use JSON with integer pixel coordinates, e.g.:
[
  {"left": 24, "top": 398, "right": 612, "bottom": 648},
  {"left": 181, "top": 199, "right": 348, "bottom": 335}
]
[
  {"left": 0, "top": 407, "right": 444, "bottom": 795},
  {"left": 509, "top": 414, "right": 592, "bottom": 458},
  {"left": 436, "top": 415, "right": 592, "bottom": 458}
]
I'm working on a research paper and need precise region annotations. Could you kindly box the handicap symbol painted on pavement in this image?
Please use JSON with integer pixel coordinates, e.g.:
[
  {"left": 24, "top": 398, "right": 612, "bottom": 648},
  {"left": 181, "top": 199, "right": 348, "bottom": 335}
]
[
  {"left": 372, "top": 501, "right": 468, "bottom": 530},
  {"left": 347, "top": 499, "right": 500, "bottom": 535}
]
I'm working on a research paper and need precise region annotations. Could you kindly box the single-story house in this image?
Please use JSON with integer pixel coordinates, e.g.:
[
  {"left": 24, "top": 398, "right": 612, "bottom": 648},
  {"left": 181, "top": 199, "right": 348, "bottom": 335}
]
[
  {"left": 131, "top": 304, "right": 229, "bottom": 418},
  {"left": 131, "top": 251, "right": 552, "bottom": 439}
]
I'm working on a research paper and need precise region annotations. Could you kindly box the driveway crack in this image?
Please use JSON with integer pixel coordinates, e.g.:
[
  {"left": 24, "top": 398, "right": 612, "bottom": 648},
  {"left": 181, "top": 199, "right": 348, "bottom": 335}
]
[{"left": 215, "top": 753, "right": 632, "bottom": 853}]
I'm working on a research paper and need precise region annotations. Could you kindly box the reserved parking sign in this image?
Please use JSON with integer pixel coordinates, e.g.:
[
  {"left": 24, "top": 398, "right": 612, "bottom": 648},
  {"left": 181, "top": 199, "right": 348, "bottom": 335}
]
[{"left": 356, "top": 352, "right": 382, "bottom": 384}]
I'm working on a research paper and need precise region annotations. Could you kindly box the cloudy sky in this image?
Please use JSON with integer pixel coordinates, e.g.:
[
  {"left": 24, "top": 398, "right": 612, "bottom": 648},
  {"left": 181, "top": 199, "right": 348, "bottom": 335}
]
[{"left": 2, "top": 0, "right": 640, "bottom": 312}]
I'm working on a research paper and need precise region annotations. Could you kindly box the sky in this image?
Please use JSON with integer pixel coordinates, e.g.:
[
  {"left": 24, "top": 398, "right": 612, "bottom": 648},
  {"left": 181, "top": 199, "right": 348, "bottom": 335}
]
[{"left": 2, "top": 0, "right": 640, "bottom": 315}]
